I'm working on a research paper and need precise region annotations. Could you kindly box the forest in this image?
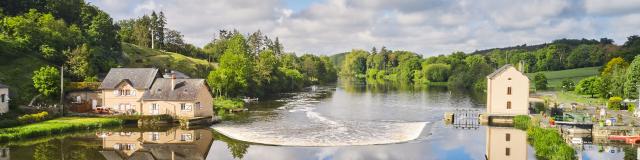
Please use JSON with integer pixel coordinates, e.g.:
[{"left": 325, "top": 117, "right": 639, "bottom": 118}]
[
  {"left": 0, "top": 0, "right": 336, "bottom": 108},
  {"left": 337, "top": 36, "right": 640, "bottom": 91}
]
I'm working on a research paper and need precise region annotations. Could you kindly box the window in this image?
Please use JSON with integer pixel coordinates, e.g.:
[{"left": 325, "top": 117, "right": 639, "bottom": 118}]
[
  {"left": 151, "top": 132, "right": 160, "bottom": 141},
  {"left": 508, "top": 77, "right": 512, "bottom": 80},
  {"left": 507, "top": 87, "right": 512, "bottom": 95},
  {"left": 196, "top": 102, "right": 201, "bottom": 110},
  {"left": 181, "top": 133, "right": 193, "bottom": 141},
  {"left": 507, "top": 101, "right": 512, "bottom": 109},
  {"left": 506, "top": 133, "right": 510, "bottom": 141},
  {"left": 151, "top": 104, "right": 159, "bottom": 115},
  {"left": 181, "top": 103, "right": 192, "bottom": 112},
  {"left": 506, "top": 148, "right": 510, "bottom": 156},
  {"left": 0, "top": 94, "right": 4, "bottom": 103},
  {"left": 114, "top": 143, "right": 135, "bottom": 150},
  {"left": 119, "top": 89, "right": 131, "bottom": 96}
]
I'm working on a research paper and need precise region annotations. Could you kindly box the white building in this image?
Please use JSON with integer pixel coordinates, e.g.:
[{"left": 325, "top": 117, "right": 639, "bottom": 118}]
[
  {"left": 486, "top": 64, "right": 529, "bottom": 116},
  {"left": 485, "top": 127, "right": 528, "bottom": 160},
  {"left": 0, "top": 83, "right": 9, "bottom": 115}
]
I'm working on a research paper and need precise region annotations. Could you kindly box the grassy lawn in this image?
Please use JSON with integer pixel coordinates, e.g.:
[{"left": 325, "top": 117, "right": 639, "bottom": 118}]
[
  {"left": 0, "top": 117, "right": 122, "bottom": 142},
  {"left": 527, "top": 66, "right": 600, "bottom": 90},
  {"left": 121, "top": 42, "right": 216, "bottom": 78},
  {"left": 555, "top": 91, "right": 605, "bottom": 106}
]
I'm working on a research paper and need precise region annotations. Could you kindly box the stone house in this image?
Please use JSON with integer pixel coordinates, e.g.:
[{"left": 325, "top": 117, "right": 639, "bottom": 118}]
[
  {"left": 486, "top": 64, "right": 529, "bottom": 116},
  {"left": 99, "top": 68, "right": 214, "bottom": 119},
  {"left": 0, "top": 83, "right": 9, "bottom": 115},
  {"left": 99, "top": 129, "right": 213, "bottom": 159}
]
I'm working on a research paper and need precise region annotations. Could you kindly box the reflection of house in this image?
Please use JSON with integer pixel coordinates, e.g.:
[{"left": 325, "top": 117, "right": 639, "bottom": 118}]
[
  {"left": 0, "top": 83, "right": 9, "bottom": 115},
  {"left": 99, "top": 68, "right": 214, "bottom": 119},
  {"left": 486, "top": 64, "right": 529, "bottom": 116},
  {"left": 0, "top": 148, "right": 8, "bottom": 160},
  {"left": 485, "top": 127, "right": 527, "bottom": 160},
  {"left": 99, "top": 129, "right": 213, "bottom": 160}
]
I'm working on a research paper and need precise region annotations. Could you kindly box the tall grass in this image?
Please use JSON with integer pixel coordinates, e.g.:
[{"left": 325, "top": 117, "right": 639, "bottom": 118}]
[
  {"left": 0, "top": 117, "right": 122, "bottom": 142},
  {"left": 514, "top": 115, "right": 576, "bottom": 160}
]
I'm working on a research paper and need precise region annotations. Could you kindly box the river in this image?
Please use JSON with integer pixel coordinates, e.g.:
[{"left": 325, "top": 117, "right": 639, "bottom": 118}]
[{"left": 0, "top": 81, "right": 634, "bottom": 159}]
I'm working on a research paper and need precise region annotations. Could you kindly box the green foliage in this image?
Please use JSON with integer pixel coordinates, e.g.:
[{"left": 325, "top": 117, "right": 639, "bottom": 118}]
[
  {"left": 514, "top": 115, "right": 576, "bottom": 160},
  {"left": 601, "top": 57, "right": 628, "bottom": 97},
  {"left": 628, "top": 103, "right": 636, "bottom": 113},
  {"left": 561, "top": 79, "right": 575, "bottom": 91},
  {"left": 17, "top": 111, "right": 49, "bottom": 123},
  {"left": 66, "top": 82, "right": 100, "bottom": 91},
  {"left": 576, "top": 76, "right": 602, "bottom": 98},
  {"left": 608, "top": 96, "right": 623, "bottom": 110},
  {"left": 624, "top": 55, "right": 640, "bottom": 99},
  {"left": 0, "top": 117, "right": 122, "bottom": 142},
  {"left": 527, "top": 127, "right": 576, "bottom": 160},
  {"left": 214, "top": 97, "right": 245, "bottom": 112},
  {"left": 513, "top": 115, "right": 531, "bottom": 130},
  {"left": 534, "top": 73, "right": 548, "bottom": 90},
  {"left": 32, "top": 66, "right": 60, "bottom": 97},
  {"left": 423, "top": 63, "right": 451, "bottom": 82}
]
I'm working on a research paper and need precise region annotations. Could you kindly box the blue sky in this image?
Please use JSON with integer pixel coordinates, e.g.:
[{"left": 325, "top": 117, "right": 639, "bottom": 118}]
[{"left": 88, "top": 0, "right": 640, "bottom": 56}]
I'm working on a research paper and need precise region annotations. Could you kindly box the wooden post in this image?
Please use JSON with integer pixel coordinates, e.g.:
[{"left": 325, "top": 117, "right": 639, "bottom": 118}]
[{"left": 60, "top": 65, "right": 64, "bottom": 116}]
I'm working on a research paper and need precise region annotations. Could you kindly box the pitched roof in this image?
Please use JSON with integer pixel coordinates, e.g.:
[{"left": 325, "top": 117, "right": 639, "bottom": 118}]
[
  {"left": 99, "top": 68, "right": 158, "bottom": 89},
  {"left": 486, "top": 64, "right": 515, "bottom": 79},
  {"left": 0, "top": 83, "right": 8, "bottom": 88},
  {"left": 143, "top": 78, "right": 208, "bottom": 101}
]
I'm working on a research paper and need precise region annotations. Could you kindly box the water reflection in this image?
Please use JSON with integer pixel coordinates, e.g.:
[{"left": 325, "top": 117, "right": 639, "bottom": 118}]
[
  {"left": 485, "top": 127, "right": 527, "bottom": 160},
  {"left": 98, "top": 128, "right": 213, "bottom": 160}
]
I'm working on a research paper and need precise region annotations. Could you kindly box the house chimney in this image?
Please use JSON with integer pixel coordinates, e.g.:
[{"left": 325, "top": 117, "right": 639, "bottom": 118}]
[{"left": 171, "top": 71, "right": 176, "bottom": 91}]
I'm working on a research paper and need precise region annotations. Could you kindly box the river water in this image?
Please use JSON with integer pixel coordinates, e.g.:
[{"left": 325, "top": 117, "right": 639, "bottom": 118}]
[{"left": 0, "top": 81, "right": 634, "bottom": 159}]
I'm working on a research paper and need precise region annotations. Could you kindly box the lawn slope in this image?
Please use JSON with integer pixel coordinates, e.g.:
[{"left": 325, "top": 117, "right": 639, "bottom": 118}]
[
  {"left": 526, "top": 66, "right": 600, "bottom": 89},
  {"left": 121, "top": 43, "right": 215, "bottom": 78}
]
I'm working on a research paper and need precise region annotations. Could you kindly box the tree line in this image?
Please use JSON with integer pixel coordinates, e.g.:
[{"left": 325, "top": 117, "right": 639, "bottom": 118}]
[
  {"left": 206, "top": 30, "right": 337, "bottom": 98},
  {"left": 338, "top": 36, "right": 640, "bottom": 91}
]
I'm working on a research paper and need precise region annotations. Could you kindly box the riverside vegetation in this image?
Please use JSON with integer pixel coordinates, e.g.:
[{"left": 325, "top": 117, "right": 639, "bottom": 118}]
[
  {"left": 0, "top": 117, "right": 122, "bottom": 142},
  {"left": 513, "top": 115, "right": 576, "bottom": 160}
]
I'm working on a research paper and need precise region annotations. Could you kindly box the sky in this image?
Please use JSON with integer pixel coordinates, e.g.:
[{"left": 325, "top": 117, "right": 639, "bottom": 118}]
[{"left": 87, "top": 0, "right": 640, "bottom": 56}]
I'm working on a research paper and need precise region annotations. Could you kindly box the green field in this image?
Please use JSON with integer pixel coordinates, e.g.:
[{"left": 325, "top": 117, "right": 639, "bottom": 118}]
[
  {"left": 526, "top": 66, "right": 600, "bottom": 90},
  {"left": 121, "top": 43, "right": 216, "bottom": 78},
  {"left": 0, "top": 117, "right": 122, "bottom": 142}
]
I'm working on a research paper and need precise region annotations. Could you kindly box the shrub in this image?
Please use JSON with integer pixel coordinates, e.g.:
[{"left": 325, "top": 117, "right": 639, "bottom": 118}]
[
  {"left": 214, "top": 97, "right": 244, "bottom": 111},
  {"left": 513, "top": 115, "right": 530, "bottom": 130},
  {"left": 629, "top": 103, "right": 636, "bottom": 113},
  {"left": 17, "top": 111, "right": 49, "bottom": 124},
  {"left": 66, "top": 82, "right": 101, "bottom": 91},
  {"left": 561, "top": 79, "right": 575, "bottom": 91},
  {"left": 608, "top": 96, "right": 623, "bottom": 110}
]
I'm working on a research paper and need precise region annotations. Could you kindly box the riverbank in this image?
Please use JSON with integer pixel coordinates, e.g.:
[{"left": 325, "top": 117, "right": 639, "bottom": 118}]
[
  {"left": 0, "top": 117, "right": 122, "bottom": 142},
  {"left": 514, "top": 115, "right": 576, "bottom": 159}
]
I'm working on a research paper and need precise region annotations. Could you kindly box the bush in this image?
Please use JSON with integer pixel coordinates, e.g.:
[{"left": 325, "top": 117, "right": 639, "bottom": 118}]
[
  {"left": 17, "top": 111, "right": 49, "bottom": 124},
  {"left": 513, "top": 115, "right": 531, "bottom": 130},
  {"left": 629, "top": 103, "right": 636, "bottom": 113},
  {"left": 561, "top": 79, "right": 575, "bottom": 91},
  {"left": 214, "top": 97, "right": 245, "bottom": 111},
  {"left": 66, "top": 82, "right": 101, "bottom": 91},
  {"left": 608, "top": 96, "right": 623, "bottom": 110},
  {"left": 534, "top": 73, "right": 548, "bottom": 90}
]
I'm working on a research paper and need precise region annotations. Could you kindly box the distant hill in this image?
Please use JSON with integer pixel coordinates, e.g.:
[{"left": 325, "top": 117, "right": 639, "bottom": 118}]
[{"left": 470, "top": 38, "right": 606, "bottom": 55}]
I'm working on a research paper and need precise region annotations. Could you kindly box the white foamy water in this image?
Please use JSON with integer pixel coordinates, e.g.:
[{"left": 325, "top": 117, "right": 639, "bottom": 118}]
[{"left": 213, "top": 86, "right": 429, "bottom": 146}]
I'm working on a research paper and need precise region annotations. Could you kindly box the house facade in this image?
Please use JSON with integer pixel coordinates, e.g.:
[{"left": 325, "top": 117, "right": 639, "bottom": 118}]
[
  {"left": 99, "top": 68, "right": 214, "bottom": 119},
  {"left": 0, "top": 83, "right": 9, "bottom": 115},
  {"left": 486, "top": 64, "right": 529, "bottom": 116}
]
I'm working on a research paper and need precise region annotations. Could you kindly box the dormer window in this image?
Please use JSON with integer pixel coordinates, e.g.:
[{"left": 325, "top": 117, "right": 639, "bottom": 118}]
[{"left": 114, "top": 89, "right": 135, "bottom": 96}]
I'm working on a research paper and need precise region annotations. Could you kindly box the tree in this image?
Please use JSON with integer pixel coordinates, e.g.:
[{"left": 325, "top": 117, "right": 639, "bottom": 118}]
[
  {"left": 65, "top": 44, "right": 95, "bottom": 81},
  {"left": 32, "top": 66, "right": 60, "bottom": 97},
  {"left": 601, "top": 57, "right": 628, "bottom": 97},
  {"left": 534, "top": 73, "right": 548, "bottom": 90},
  {"left": 561, "top": 79, "right": 575, "bottom": 91},
  {"left": 576, "top": 76, "right": 602, "bottom": 98},
  {"left": 624, "top": 56, "right": 640, "bottom": 98},
  {"left": 207, "top": 34, "right": 252, "bottom": 97},
  {"left": 423, "top": 63, "right": 451, "bottom": 82}
]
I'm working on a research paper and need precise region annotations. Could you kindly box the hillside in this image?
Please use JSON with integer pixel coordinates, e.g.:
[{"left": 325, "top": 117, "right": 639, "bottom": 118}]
[
  {"left": 526, "top": 66, "right": 600, "bottom": 89},
  {"left": 121, "top": 43, "right": 216, "bottom": 78},
  {"left": 0, "top": 54, "right": 49, "bottom": 104}
]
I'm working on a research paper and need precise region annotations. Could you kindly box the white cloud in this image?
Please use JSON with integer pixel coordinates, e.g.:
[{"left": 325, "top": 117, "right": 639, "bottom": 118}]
[{"left": 88, "top": 0, "right": 640, "bottom": 56}]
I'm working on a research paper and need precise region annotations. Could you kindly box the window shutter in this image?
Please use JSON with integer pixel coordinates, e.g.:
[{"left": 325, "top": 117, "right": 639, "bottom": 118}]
[{"left": 132, "top": 90, "right": 136, "bottom": 96}]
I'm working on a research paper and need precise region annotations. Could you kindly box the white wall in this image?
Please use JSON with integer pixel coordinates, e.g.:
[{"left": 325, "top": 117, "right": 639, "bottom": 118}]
[{"left": 487, "top": 67, "right": 529, "bottom": 115}]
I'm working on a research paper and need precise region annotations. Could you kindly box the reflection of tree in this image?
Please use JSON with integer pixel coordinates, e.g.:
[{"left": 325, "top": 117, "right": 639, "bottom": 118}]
[
  {"left": 33, "top": 142, "right": 60, "bottom": 160},
  {"left": 624, "top": 146, "right": 637, "bottom": 160},
  {"left": 213, "top": 131, "right": 249, "bottom": 159}
]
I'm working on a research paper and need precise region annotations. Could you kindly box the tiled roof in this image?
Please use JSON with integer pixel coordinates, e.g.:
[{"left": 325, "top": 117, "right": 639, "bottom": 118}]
[
  {"left": 99, "top": 68, "right": 158, "bottom": 89},
  {"left": 142, "top": 78, "right": 208, "bottom": 101},
  {"left": 486, "top": 64, "right": 514, "bottom": 79}
]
